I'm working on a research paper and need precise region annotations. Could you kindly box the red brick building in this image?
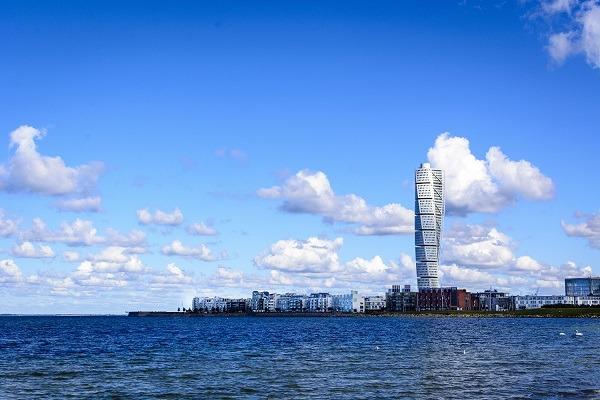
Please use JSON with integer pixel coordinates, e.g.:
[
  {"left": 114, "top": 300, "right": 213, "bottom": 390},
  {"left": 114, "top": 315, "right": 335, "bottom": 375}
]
[{"left": 417, "top": 287, "right": 477, "bottom": 311}]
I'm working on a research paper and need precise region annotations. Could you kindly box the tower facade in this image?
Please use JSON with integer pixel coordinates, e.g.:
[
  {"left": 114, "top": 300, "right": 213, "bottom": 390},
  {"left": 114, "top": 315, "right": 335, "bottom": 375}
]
[{"left": 415, "top": 163, "right": 444, "bottom": 290}]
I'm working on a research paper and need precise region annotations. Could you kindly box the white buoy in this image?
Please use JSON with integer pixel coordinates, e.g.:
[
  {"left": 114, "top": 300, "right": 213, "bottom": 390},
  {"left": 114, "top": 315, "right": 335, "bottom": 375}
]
[
  {"left": 463, "top": 350, "right": 466, "bottom": 355},
  {"left": 559, "top": 332, "right": 566, "bottom": 336}
]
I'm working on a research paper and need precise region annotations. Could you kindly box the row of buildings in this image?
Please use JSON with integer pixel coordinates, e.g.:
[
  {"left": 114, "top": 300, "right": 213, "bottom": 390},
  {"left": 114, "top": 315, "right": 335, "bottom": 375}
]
[{"left": 191, "top": 277, "right": 600, "bottom": 314}]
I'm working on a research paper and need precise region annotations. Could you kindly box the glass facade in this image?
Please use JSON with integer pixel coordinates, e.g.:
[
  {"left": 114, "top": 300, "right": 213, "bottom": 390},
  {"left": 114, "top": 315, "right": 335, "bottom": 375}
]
[{"left": 565, "top": 277, "right": 600, "bottom": 297}]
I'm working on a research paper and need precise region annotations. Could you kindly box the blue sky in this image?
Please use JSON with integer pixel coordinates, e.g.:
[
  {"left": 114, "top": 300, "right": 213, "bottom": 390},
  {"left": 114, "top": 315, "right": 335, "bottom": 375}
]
[{"left": 1, "top": 0, "right": 599, "bottom": 313}]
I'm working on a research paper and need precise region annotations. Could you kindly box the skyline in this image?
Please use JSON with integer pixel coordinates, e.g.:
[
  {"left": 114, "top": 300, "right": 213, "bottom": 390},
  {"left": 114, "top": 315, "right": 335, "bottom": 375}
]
[{"left": 1, "top": 0, "right": 600, "bottom": 313}]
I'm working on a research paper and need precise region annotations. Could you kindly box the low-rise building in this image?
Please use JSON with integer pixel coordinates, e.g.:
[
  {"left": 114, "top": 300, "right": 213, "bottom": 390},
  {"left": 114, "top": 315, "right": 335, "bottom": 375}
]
[
  {"left": 251, "top": 291, "right": 270, "bottom": 312},
  {"left": 364, "top": 295, "right": 386, "bottom": 312},
  {"left": 277, "top": 293, "right": 308, "bottom": 312},
  {"left": 332, "top": 291, "right": 364, "bottom": 313},
  {"left": 473, "top": 289, "right": 512, "bottom": 311},
  {"left": 514, "top": 295, "right": 575, "bottom": 309},
  {"left": 226, "top": 298, "right": 249, "bottom": 313},
  {"left": 417, "top": 287, "right": 475, "bottom": 311},
  {"left": 192, "top": 297, "right": 228, "bottom": 312},
  {"left": 386, "top": 285, "right": 417, "bottom": 312},
  {"left": 565, "top": 277, "right": 600, "bottom": 297},
  {"left": 307, "top": 293, "right": 333, "bottom": 312}
]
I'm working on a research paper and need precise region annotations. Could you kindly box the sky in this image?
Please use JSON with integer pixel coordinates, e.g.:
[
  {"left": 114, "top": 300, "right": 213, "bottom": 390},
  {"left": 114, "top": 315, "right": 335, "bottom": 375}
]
[{"left": 1, "top": 0, "right": 600, "bottom": 314}]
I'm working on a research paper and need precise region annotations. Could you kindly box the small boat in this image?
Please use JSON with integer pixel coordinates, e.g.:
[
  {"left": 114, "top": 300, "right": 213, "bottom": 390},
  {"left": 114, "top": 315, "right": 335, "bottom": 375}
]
[{"left": 574, "top": 330, "right": 583, "bottom": 337}]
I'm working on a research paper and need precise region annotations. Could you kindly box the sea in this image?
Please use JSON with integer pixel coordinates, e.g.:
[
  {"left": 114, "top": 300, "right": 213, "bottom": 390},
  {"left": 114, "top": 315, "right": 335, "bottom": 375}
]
[{"left": 0, "top": 316, "right": 599, "bottom": 399}]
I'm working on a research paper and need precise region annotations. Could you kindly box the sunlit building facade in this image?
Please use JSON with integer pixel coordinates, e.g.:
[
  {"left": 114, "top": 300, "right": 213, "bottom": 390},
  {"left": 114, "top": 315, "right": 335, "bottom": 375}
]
[{"left": 415, "top": 163, "right": 444, "bottom": 290}]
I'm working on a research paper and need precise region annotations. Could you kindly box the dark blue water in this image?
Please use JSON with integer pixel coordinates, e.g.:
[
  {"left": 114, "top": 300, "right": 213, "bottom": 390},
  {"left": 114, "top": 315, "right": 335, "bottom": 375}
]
[{"left": 0, "top": 316, "right": 599, "bottom": 399}]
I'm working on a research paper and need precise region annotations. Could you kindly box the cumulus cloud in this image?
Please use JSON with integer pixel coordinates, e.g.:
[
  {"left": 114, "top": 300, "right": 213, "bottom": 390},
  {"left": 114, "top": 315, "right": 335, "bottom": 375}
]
[
  {"left": 0, "top": 209, "right": 18, "bottom": 237},
  {"left": 0, "top": 126, "right": 103, "bottom": 195},
  {"left": 258, "top": 170, "right": 413, "bottom": 235},
  {"left": 444, "top": 224, "right": 515, "bottom": 268},
  {"left": 427, "top": 134, "right": 554, "bottom": 215},
  {"left": 161, "top": 240, "right": 220, "bottom": 261},
  {"left": 187, "top": 222, "right": 218, "bottom": 236},
  {"left": 151, "top": 263, "right": 193, "bottom": 286},
  {"left": 23, "top": 218, "right": 146, "bottom": 248},
  {"left": 254, "top": 237, "right": 343, "bottom": 273},
  {"left": 0, "top": 259, "right": 22, "bottom": 283},
  {"left": 11, "top": 241, "right": 55, "bottom": 259},
  {"left": 541, "top": 1, "right": 600, "bottom": 69},
  {"left": 562, "top": 212, "right": 600, "bottom": 248},
  {"left": 137, "top": 208, "right": 184, "bottom": 226},
  {"left": 55, "top": 196, "right": 102, "bottom": 212}
]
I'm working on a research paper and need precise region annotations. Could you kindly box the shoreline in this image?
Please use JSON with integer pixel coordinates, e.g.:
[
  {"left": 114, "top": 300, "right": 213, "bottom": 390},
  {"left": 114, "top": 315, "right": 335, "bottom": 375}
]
[{"left": 126, "top": 309, "right": 600, "bottom": 318}]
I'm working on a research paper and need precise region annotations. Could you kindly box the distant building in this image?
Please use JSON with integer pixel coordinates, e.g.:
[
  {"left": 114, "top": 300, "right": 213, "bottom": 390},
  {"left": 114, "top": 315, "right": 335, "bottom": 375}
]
[
  {"left": 565, "top": 277, "right": 600, "bottom": 297},
  {"left": 225, "top": 298, "right": 249, "bottom": 313},
  {"left": 514, "top": 295, "right": 575, "bottom": 309},
  {"left": 277, "top": 293, "right": 308, "bottom": 312},
  {"left": 364, "top": 295, "right": 386, "bottom": 312},
  {"left": 417, "top": 287, "right": 475, "bottom": 311},
  {"left": 192, "top": 297, "right": 228, "bottom": 312},
  {"left": 307, "top": 293, "right": 333, "bottom": 312},
  {"left": 386, "top": 285, "right": 417, "bottom": 312},
  {"left": 251, "top": 291, "right": 270, "bottom": 312},
  {"left": 267, "top": 293, "right": 280, "bottom": 312},
  {"left": 332, "top": 291, "right": 364, "bottom": 313},
  {"left": 415, "top": 163, "right": 444, "bottom": 290},
  {"left": 473, "top": 289, "right": 512, "bottom": 311}
]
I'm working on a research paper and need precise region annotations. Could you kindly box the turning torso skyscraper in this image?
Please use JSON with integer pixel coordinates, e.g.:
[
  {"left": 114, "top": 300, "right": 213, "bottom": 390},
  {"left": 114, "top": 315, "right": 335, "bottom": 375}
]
[{"left": 415, "top": 163, "right": 445, "bottom": 290}]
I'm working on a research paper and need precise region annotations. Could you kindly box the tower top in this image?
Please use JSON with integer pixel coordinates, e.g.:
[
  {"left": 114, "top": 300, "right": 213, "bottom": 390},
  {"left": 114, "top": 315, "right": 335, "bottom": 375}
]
[{"left": 420, "top": 162, "right": 431, "bottom": 169}]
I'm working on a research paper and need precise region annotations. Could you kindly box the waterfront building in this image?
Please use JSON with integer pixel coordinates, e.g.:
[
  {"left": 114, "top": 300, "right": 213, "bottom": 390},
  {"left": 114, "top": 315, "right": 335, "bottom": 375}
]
[
  {"left": 364, "top": 295, "right": 386, "bottom": 312},
  {"left": 565, "top": 277, "right": 600, "bottom": 297},
  {"left": 417, "top": 287, "right": 475, "bottom": 311},
  {"left": 267, "top": 293, "right": 280, "bottom": 312},
  {"left": 574, "top": 296, "right": 600, "bottom": 306},
  {"left": 277, "top": 293, "right": 308, "bottom": 312},
  {"left": 415, "top": 163, "right": 444, "bottom": 290},
  {"left": 514, "top": 295, "right": 575, "bottom": 309},
  {"left": 251, "top": 291, "right": 270, "bottom": 312},
  {"left": 225, "top": 298, "right": 249, "bottom": 313},
  {"left": 386, "top": 285, "right": 417, "bottom": 312},
  {"left": 307, "top": 293, "right": 333, "bottom": 312},
  {"left": 331, "top": 291, "right": 364, "bottom": 313},
  {"left": 192, "top": 297, "right": 228, "bottom": 312},
  {"left": 473, "top": 289, "right": 512, "bottom": 311}
]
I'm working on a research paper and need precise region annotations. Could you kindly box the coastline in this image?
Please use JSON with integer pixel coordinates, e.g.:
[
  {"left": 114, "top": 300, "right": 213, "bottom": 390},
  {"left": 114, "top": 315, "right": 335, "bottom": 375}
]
[{"left": 126, "top": 308, "right": 600, "bottom": 318}]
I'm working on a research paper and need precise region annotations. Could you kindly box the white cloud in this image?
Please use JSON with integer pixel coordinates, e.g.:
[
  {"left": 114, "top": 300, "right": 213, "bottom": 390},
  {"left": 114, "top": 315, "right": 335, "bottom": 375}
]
[
  {"left": 0, "top": 259, "right": 22, "bottom": 283},
  {"left": 444, "top": 224, "right": 515, "bottom": 267},
  {"left": 258, "top": 170, "right": 413, "bottom": 235},
  {"left": 161, "top": 240, "right": 219, "bottom": 261},
  {"left": 23, "top": 218, "right": 147, "bottom": 248},
  {"left": 515, "top": 255, "right": 543, "bottom": 271},
  {"left": 542, "top": 0, "right": 577, "bottom": 14},
  {"left": 151, "top": 263, "right": 193, "bottom": 286},
  {"left": 11, "top": 241, "right": 55, "bottom": 258},
  {"left": 0, "top": 209, "right": 18, "bottom": 237},
  {"left": 254, "top": 237, "right": 343, "bottom": 273},
  {"left": 187, "top": 222, "right": 218, "bottom": 236},
  {"left": 63, "top": 251, "right": 80, "bottom": 262},
  {"left": 427, "top": 133, "right": 554, "bottom": 215},
  {"left": 542, "top": 1, "right": 600, "bottom": 69},
  {"left": 137, "top": 208, "right": 183, "bottom": 226},
  {"left": 55, "top": 196, "right": 102, "bottom": 212},
  {"left": 0, "top": 126, "right": 103, "bottom": 195},
  {"left": 562, "top": 212, "right": 600, "bottom": 249}
]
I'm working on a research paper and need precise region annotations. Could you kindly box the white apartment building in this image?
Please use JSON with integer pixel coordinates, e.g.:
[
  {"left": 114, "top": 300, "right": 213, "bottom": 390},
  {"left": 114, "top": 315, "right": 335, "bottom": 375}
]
[
  {"left": 364, "top": 295, "right": 386, "bottom": 311},
  {"left": 514, "top": 295, "right": 575, "bottom": 309},
  {"left": 331, "top": 291, "right": 364, "bottom": 313},
  {"left": 192, "top": 297, "right": 228, "bottom": 312}
]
